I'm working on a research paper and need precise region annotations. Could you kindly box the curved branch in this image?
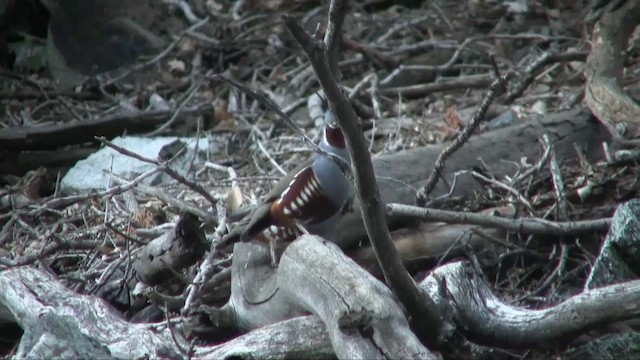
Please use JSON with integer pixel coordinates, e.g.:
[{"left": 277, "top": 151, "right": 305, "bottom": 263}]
[
  {"left": 282, "top": 7, "right": 442, "bottom": 350},
  {"left": 421, "top": 261, "right": 640, "bottom": 348}
]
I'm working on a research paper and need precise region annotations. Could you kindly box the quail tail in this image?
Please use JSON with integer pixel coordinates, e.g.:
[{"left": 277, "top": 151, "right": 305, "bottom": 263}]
[
  {"left": 239, "top": 203, "right": 273, "bottom": 242},
  {"left": 218, "top": 203, "right": 273, "bottom": 248}
]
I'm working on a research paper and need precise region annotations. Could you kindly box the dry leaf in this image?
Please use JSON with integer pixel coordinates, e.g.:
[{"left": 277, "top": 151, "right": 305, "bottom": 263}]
[
  {"left": 168, "top": 59, "right": 186, "bottom": 73},
  {"left": 17, "top": 167, "right": 47, "bottom": 199},
  {"left": 132, "top": 202, "right": 167, "bottom": 229},
  {"left": 445, "top": 105, "right": 462, "bottom": 130},
  {"left": 226, "top": 185, "right": 244, "bottom": 213},
  {"left": 213, "top": 101, "right": 236, "bottom": 130},
  {"left": 177, "top": 38, "right": 197, "bottom": 54},
  {"left": 441, "top": 105, "right": 463, "bottom": 140}
]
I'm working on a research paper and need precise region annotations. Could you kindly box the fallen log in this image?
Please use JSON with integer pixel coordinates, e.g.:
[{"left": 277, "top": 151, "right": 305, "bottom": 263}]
[
  {"left": 420, "top": 260, "right": 640, "bottom": 352},
  {"left": 335, "top": 107, "right": 611, "bottom": 247},
  {"left": 208, "top": 237, "right": 440, "bottom": 359},
  {"left": 278, "top": 236, "right": 439, "bottom": 359},
  {"left": 0, "top": 266, "right": 333, "bottom": 359},
  {"left": 0, "top": 266, "right": 183, "bottom": 359}
]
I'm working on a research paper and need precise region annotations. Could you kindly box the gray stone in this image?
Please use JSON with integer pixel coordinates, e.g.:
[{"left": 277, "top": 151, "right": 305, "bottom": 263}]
[
  {"left": 585, "top": 199, "right": 640, "bottom": 290},
  {"left": 61, "top": 136, "right": 209, "bottom": 193}
]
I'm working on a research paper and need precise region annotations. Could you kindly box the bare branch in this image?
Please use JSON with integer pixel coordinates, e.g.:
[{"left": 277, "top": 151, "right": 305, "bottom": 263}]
[
  {"left": 416, "top": 72, "right": 515, "bottom": 207},
  {"left": 324, "top": 0, "right": 346, "bottom": 76},
  {"left": 282, "top": 7, "right": 442, "bottom": 349},
  {"left": 387, "top": 203, "right": 611, "bottom": 236}
]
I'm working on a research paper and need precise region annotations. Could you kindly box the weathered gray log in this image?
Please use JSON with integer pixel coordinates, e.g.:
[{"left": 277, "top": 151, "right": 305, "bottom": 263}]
[
  {"left": 194, "top": 315, "right": 335, "bottom": 359},
  {"left": 0, "top": 266, "right": 183, "bottom": 359},
  {"left": 92, "top": 213, "right": 207, "bottom": 309},
  {"left": 352, "top": 222, "right": 502, "bottom": 278},
  {"left": 133, "top": 212, "right": 207, "bottom": 285},
  {"left": 7, "top": 244, "right": 640, "bottom": 358},
  {"left": 206, "top": 242, "right": 307, "bottom": 331},
  {"left": 335, "top": 107, "right": 611, "bottom": 247},
  {"left": 278, "top": 235, "right": 440, "bottom": 360},
  {"left": 420, "top": 260, "right": 640, "bottom": 350},
  {"left": 0, "top": 266, "right": 335, "bottom": 359}
]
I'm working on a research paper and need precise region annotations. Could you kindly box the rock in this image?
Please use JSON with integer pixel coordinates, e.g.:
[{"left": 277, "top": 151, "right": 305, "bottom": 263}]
[
  {"left": 61, "top": 136, "right": 209, "bottom": 193},
  {"left": 585, "top": 199, "right": 640, "bottom": 290},
  {"left": 42, "top": 0, "right": 169, "bottom": 87}
]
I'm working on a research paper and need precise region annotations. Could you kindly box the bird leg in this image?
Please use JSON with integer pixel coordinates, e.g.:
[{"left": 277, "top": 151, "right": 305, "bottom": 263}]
[
  {"left": 296, "top": 223, "right": 310, "bottom": 235},
  {"left": 260, "top": 232, "right": 289, "bottom": 267},
  {"left": 269, "top": 236, "right": 279, "bottom": 267}
]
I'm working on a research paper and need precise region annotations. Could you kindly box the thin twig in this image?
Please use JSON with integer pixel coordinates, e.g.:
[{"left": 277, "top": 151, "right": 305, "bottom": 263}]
[
  {"left": 109, "top": 175, "right": 213, "bottom": 224},
  {"left": 387, "top": 203, "right": 611, "bottom": 236},
  {"left": 505, "top": 51, "right": 588, "bottom": 103},
  {"left": 416, "top": 72, "right": 516, "bottom": 207},
  {"left": 146, "top": 79, "right": 205, "bottom": 136},
  {"left": 469, "top": 170, "right": 535, "bottom": 213},
  {"left": 183, "top": 202, "right": 227, "bottom": 313},
  {"left": 256, "top": 140, "right": 287, "bottom": 176},
  {"left": 516, "top": 241, "right": 569, "bottom": 302},
  {"left": 511, "top": 137, "right": 553, "bottom": 185},
  {"left": 208, "top": 73, "right": 352, "bottom": 176},
  {"left": 163, "top": 304, "right": 190, "bottom": 358},
  {"left": 96, "top": 137, "right": 218, "bottom": 210},
  {"left": 544, "top": 134, "right": 569, "bottom": 220},
  {"left": 26, "top": 167, "right": 161, "bottom": 215},
  {"left": 162, "top": 0, "right": 203, "bottom": 24}
]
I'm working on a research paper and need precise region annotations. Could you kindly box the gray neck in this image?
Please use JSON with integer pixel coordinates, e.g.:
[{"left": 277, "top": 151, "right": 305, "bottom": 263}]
[{"left": 312, "top": 138, "right": 352, "bottom": 207}]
